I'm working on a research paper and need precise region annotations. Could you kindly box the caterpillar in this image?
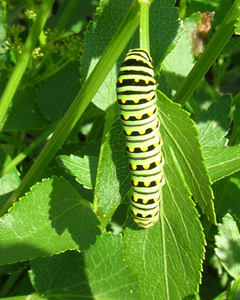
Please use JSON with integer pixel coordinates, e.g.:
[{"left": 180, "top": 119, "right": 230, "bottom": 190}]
[{"left": 116, "top": 48, "right": 165, "bottom": 228}]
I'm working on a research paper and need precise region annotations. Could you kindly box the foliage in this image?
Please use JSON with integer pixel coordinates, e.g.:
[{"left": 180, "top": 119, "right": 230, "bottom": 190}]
[{"left": 0, "top": 0, "right": 240, "bottom": 299}]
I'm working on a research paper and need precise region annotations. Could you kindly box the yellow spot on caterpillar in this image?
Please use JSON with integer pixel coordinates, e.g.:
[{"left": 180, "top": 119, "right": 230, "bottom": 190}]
[
  {"left": 126, "top": 130, "right": 131, "bottom": 135},
  {"left": 153, "top": 142, "right": 159, "bottom": 148},
  {"left": 146, "top": 96, "right": 152, "bottom": 101},
  {"left": 142, "top": 214, "right": 147, "bottom": 218},
  {"left": 143, "top": 199, "right": 148, "bottom": 204},
  {"left": 145, "top": 80, "right": 149, "bottom": 84},
  {"left": 144, "top": 182, "right": 150, "bottom": 187},
  {"left": 133, "top": 181, "right": 138, "bottom": 186},
  {"left": 131, "top": 165, "right": 137, "bottom": 170},
  {"left": 121, "top": 99, "right": 126, "bottom": 104},
  {"left": 129, "top": 147, "right": 134, "bottom": 152},
  {"left": 133, "top": 211, "right": 138, "bottom": 216},
  {"left": 119, "top": 79, "right": 123, "bottom": 83},
  {"left": 155, "top": 161, "right": 160, "bottom": 165},
  {"left": 154, "top": 198, "right": 158, "bottom": 202},
  {"left": 151, "top": 126, "right": 156, "bottom": 130},
  {"left": 134, "top": 99, "right": 139, "bottom": 104},
  {"left": 148, "top": 111, "right": 153, "bottom": 116},
  {"left": 124, "top": 115, "right": 129, "bottom": 120},
  {"left": 135, "top": 78, "right": 139, "bottom": 83},
  {"left": 156, "top": 180, "right": 160, "bottom": 184},
  {"left": 139, "top": 130, "right": 145, "bottom": 135},
  {"left": 136, "top": 115, "right": 142, "bottom": 120},
  {"left": 141, "top": 146, "right": 148, "bottom": 151},
  {"left": 143, "top": 164, "right": 150, "bottom": 170},
  {"left": 133, "top": 196, "right": 138, "bottom": 202}
]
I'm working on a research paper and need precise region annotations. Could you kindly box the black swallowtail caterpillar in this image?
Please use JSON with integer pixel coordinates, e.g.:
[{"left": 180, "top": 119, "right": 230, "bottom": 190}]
[{"left": 117, "top": 48, "right": 165, "bottom": 228}]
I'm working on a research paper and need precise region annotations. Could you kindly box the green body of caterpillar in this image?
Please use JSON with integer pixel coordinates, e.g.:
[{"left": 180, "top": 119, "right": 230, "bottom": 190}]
[{"left": 117, "top": 48, "right": 165, "bottom": 228}]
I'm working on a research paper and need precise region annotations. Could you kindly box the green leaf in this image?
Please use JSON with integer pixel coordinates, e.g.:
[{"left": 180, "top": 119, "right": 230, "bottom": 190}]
[
  {"left": 56, "top": 155, "right": 98, "bottom": 189},
  {"left": 195, "top": 94, "right": 232, "bottom": 147},
  {"left": 215, "top": 213, "right": 240, "bottom": 278},
  {"left": 0, "top": 177, "right": 100, "bottom": 265},
  {"left": 81, "top": 0, "right": 179, "bottom": 111},
  {"left": 217, "top": 174, "right": 240, "bottom": 226},
  {"left": 204, "top": 145, "right": 240, "bottom": 183},
  {"left": 162, "top": 12, "right": 197, "bottom": 90},
  {"left": 158, "top": 91, "right": 215, "bottom": 223},
  {"left": 123, "top": 147, "right": 205, "bottom": 299},
  {"left": 30, "top": 234, "right": 138, "bottom": 299},
  {"left": 95, "top": 116, "right": 130, "bottom": 215},
  {"left": 37, "top": 62, "right": 81, "bottom": 123},
  {"left": 2, "top": 86, "right": 51, "bottom": 131},
  {"left": 0, "top": 146, "right": 21, "bottom": 209},
  {"left": 187, "top": 0, "right": 232, "bottom": 26}
]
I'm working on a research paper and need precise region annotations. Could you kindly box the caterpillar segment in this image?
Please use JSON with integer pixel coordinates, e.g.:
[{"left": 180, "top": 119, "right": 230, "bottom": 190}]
[{"left": 117, "top": 48, "right": 165, "bottom": 228}]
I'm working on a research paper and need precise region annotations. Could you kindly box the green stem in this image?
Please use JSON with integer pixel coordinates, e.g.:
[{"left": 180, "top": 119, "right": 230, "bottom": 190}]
[
  {"left": 0, "top": 125, "right": 56, "bottom": 177},
  {"left": 0, "top": 0, "right": 55, "bottom": 128},
  {"left": 0, "top": 133, "right": 22, "bottom": 149},
  {"left": 139, "top": 0, "right": 151, "bottom": 51},
  {"left": 0, "top": 270, "right": 23, "bottom": 298},
  {"left": 173, "top": 0, "right": 240, "bottom": 105},
  {"left": 55, "top": 0, "right": 83, "bottom": 33},
  {"left": 179, "top": 0, "right": 187, "bottom": 20},
  {"left": 0, "top": 1, "right": 140, "bottom": 216}
]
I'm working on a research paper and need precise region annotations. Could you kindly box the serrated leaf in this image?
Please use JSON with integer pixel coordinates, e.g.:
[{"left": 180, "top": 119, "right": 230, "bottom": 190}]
[
  {"left": 57, "top": 155, "right": 98, "bottom": 189},
  {"left": 158, "top": 91, "right": 215, "bottom": 223},
  {"left": 124, "top": 148, "right": 205, "bottom": 299},
  {"left": 162, "top": 13, "right": 197, "bottom": 90},
  {"left": 195, "top": 94, "right": 232, "bottom": 147},
  {"left": 30, "top": 234, "right": 138, "bottom": 300},
  {"left": 81, "top": 0, "right": 179, "bottom": 111},
  {"left": 215, "top": 213, "right": 240, "bottom": 278},
  {"left": 2, "top": 86, "right": 51, "bottom": 131},
  {"left": 37, "top": 62, "right": 80, "bottom": 122},
  {"left": 217, "top": 173, "right": 240, "bottom": 226},
  {"left": 95, "top": 116, "right": 130, "bottom": 215},
  {"left": 0, "top": 177, "right": 100, "bottom": 265},
  {"left": 204, "top": 145, "right": 240, "bottom": 183},
  {"left": 0, "top": 146, "right": 21, "bottom": 209}
]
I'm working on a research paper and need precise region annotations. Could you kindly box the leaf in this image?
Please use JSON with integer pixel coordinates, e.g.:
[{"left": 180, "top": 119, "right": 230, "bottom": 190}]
[
  {"left": 162, "top": 12, "right": 197, "bottom": 90},
  {"left": 81, "top": 0, "right": 179, "bottom": 111},
  {"left": 2, "top": 86, "right": 51, "bottom": 131},
  {"left": 215, "top": 213, "right": 240, "bottom": 278},
  {"left": 204, "top": 145, "right": 240, "bottom": 183},
  {"left": 56, "top": 155, "right": 98, "bottom": 189},
  {"left": 30, "top": 234, "right": 139, "bottom": 300},
  {"left": 187, "top": 0, "right": 232, "bottom": 26},
  {"left": 95, "top": 116, "right": 130, "bottom": 215},
  {"left": 158, "top": 91, "right": 216, "bottom": 223},
  {"left": 37, "top": 62, "right": 80, "bottom": 122},
  {"left": 0, "top": 177, "right": 100, "bottom": 265},
  {"left": 124, "top": 147, "right": 205, "bottom": 299},
  {"left": 47, "top": 0, "right": 98, "bottom": 35},
  {"left": 195, "top": 94, "right": 232, "bottom": 147},
  {"left": 217, "top": 174, "right": 240, "bottom": 226},
  {"left": 0, "top": 146, "right": 21, "bottom": 209}
]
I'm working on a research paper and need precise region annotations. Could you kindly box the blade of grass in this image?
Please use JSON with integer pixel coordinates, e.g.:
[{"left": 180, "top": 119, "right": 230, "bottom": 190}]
[
  {"left": 0, "top": 1, "right": 140, "bottom": 216},
  {"left": 172, "top": 0, "right": 240, "bottom": 105},
  {"left": 0, "top": 0, "right": 55, "bottom": 128}
]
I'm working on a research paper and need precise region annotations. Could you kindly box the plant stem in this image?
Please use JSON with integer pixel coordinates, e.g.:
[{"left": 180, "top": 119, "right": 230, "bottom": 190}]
[
  {"left": 139, "top": 0, "right": 150, "bottom": 51},
  {"left": 0, "top": 1, "right": 140, "bottom": 216},
  {"left": 0, "top": 0, "right": 55, "bottom": 128},
  {"left": 0, "top": 125, "right": 56, "bottom": 177},
  {"left": 173, "top": 0, "right": 240, "bottom": 105},
  {"left": 179, "top": 0, "right": 187, "bottom": 20}
]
